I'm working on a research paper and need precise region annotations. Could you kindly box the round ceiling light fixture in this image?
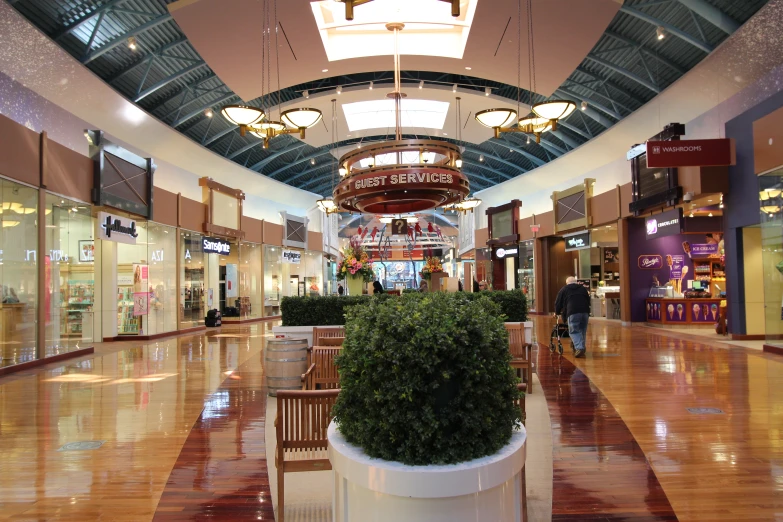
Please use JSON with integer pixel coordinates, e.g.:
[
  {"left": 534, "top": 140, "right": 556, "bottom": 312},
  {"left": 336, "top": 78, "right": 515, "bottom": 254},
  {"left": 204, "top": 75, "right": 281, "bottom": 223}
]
[
  {"left": 281, "top": 107, "right": 323, "bottom": 129},
  {"left": 221, "top": 105, "right": 265, "bottom": 135},
  {"left": 475, "top": 108, "right": 518, "bottom": 129},
  {"left": 532, "top": 100, "right": 576, "bottom": 130}
]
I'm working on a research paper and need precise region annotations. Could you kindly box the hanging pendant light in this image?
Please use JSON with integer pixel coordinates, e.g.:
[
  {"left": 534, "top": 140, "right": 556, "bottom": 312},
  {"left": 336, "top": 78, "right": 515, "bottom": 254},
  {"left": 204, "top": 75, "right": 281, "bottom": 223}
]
[
  {"left": 475, "top": 109, "right": 518, "bottom": 129},
  {"left": 518, "top": 115, "right": 552, "bottom": 143},
  {"left": 221, "top": 105, "right": 265, "bottom": 135},
  {"left": 532, "top": 100, "right": 576, "bottom": 131},
  {"left": 318, "top": 99, "right": 340, "bottom": 215},
  {"left": 281, "top": 108, "right": 323, "bottom": 130}
]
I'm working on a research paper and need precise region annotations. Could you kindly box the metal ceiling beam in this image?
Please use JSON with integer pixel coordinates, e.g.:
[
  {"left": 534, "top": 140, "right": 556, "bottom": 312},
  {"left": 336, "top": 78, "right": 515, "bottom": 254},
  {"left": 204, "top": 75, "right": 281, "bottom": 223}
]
[
  {"left": 83, "top": 14, "right": 174, "bottom": 64},
  {"left": 249, "top": 142, "right": 309, "bottom": 171},
  {"left": 583, "top": 54, "right": 660, "bottom": 93},
  {"left": 486, "top": 139, "right": 546, "bottom": 168},
  {"left": 134, "top": 61, "right": 208, "bottom": 102},
  {"left": 462, "top": 145, "right": 527, "bottom": 174},
  {"left": 461, "top": 159, "right": 513, "bottom": 180},
  {"left": 676, "top": 0, "right": 740, "bottom": 34},
  {"left": 203, "top": 125, "right": 236, "bottom": 146},
  {"left": 54, "top": 0, "right": 129, "bottom": 40},
  {"left": 550, "top": 130, "right": 581, "bottom": 150},
  {"left": 108, "top": 36, "right": 189, "bottom": 83},
  {"left": 604, "top": 30, "right": 686, "bottom": 75},
  {"left": 227, "top": 140, "right": 262, "bottom": 160},
  {"left": 556, "top": 88, "right": 622, "bottom": 120},
  {"left": 264, "top": 150, "right": 334, "bottom": 179},
  {"left": 172, "top": 93, "right": 237, "bottom": 126},
  {"left": 162, "top": 86, "right": 230, "bottom": 121},
  {"left": 560, "top": 80, "right": 636, "bottom": 114},
  {"left": 558, "top": 120, "right": 591, "bottom": 141},
  {"left": 619, "top": 6, "right": 714, "bottom": 54},
  {"left": 573, "top": 66, "right": 649, "bottom": 106}
]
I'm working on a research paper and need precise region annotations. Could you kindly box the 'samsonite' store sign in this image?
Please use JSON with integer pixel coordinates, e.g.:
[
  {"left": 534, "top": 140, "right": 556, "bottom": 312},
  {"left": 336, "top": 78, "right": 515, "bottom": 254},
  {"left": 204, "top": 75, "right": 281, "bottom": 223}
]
[
  {"left": 354, "top": 172, "right": 455, "bottom": 190},
  {"left": 203, "top": 237, "right": 231, "bottom": 255},
  {"left": 97, "top": 212, "right": 138, "bottom": 245},
  {"left": 645, "top": 139, "right": 732, "bottom": 168}
]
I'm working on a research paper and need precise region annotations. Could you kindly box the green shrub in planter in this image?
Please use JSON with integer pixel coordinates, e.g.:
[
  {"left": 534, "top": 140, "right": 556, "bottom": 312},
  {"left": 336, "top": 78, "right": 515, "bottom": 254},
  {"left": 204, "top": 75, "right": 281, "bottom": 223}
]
[
  {"left": 468, "top": 290, "right": 528, "bottom": 322},
  {"left": 333, "top": 292, "right": 522, "bottom": 466},
  {"left": 281, "top": 295, "right": 393, "bottom": 326}
]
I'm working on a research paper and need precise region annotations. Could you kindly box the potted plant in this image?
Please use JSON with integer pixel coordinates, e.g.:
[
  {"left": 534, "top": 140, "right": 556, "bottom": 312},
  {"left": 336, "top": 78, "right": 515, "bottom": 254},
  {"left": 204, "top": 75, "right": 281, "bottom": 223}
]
[
  {"left": 336, "top": 236, "right": 374, "bottom": 295},
  {"left": 328, "top": 292, "right": 525, "bottom": 521},
  {"left": 418, "top": 256, "right": 443, "bottom": 281}
]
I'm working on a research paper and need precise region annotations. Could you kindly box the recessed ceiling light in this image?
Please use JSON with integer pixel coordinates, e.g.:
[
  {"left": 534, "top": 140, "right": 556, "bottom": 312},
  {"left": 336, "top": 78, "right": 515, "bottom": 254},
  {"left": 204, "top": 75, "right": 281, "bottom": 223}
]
[
  {"left": 452, "top": 84, "right": 458, "bottom": 93},
  {"left": 443, "top": 132, "right": 447, "bottom": 135},
  {"left": 707, "top": 199, "right": 713, "bottom": 202},
  {"left": 322, "top": 69, "right": 329, "bottom": 73},
  {"left": 605, "top": 225, "right": 611, "bottom": 228},
  {"left": 465, "top": 66, "right": 472, "bottom": 70}
]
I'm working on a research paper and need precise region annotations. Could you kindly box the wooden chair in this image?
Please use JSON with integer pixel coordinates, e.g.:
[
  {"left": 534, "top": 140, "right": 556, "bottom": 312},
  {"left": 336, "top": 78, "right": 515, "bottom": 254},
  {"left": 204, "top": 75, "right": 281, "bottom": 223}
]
[
  {"left": 319, "top": 336, "right": 344, "bottom": 347},
  {"left": 275, "top": 389, "right": 340, "bottom": 522},
  {"left": 505, "top": 323, "right": 532, "bottom": 393},
  {"left": 302, "top": 346, "right": 342, "bottom": 390},
  {"left": 312, "top": 326, "right": 345, "bottom": 346}
]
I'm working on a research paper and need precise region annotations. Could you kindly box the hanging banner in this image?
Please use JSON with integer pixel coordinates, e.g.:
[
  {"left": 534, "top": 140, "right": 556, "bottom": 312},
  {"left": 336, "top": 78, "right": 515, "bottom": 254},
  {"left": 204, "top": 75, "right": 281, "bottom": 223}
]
[
  {"left": 132, "top": 263, "right": 148, "bottom": 294},
  {"left": 282, "top": 249, "right": 302, "bottom": 264},
  {"left": 645, "top": 139, "right": 732, "bottom": 168},
  {"left": 226, "top": 263, "right": 238, "bottom": 298}
]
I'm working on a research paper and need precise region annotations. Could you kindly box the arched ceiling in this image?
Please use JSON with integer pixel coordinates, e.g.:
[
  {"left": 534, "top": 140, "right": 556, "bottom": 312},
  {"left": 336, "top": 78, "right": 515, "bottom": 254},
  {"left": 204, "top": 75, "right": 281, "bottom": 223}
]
[{"left": 9, "top": 0, "right": 770, "bottom": 197}]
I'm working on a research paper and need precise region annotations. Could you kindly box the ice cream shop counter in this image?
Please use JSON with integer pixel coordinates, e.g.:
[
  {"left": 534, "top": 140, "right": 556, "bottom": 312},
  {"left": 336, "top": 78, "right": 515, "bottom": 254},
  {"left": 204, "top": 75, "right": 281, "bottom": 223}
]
[{"left": 646, "top": 298, "right": 722, "bottom": 325}]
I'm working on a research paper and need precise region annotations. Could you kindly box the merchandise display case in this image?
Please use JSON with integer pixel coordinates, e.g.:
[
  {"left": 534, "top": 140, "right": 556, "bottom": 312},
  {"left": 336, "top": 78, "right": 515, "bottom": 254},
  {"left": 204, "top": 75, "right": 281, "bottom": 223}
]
[{"left": 117, "top": 285, "right": 139, "bottom": 335}]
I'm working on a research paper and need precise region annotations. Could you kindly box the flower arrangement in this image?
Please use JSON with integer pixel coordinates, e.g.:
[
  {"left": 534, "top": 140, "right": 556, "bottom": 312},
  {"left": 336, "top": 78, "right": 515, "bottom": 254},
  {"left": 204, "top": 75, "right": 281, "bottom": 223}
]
[
  {"left": 337, "top": 236, "right": 374, "bottom": 282},
  {"left": 419, "top": 256, "right": 444, "bottom": 281}
]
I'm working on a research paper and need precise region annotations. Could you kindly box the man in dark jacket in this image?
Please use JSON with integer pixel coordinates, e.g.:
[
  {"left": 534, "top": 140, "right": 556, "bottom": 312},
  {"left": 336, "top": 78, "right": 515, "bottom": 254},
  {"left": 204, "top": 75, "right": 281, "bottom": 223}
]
[{"left": 554, "top": 277, "right": 591, "bottom": 358}]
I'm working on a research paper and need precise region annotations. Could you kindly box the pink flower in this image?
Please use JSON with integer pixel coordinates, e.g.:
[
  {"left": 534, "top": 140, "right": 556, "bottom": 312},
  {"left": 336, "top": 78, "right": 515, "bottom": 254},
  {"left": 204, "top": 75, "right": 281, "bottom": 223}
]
[
  {"left": 350, "top": 269, "right": 357, "bottom": 274},
  {"left": 356, "top": 262, "right": 362, "bottom": 268}
]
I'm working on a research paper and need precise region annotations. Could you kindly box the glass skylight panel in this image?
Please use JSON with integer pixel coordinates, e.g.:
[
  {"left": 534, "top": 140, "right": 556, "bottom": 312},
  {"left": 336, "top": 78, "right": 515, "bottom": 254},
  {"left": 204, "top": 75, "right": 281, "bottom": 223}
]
[
  {"left": 343, "top": 99, "right": 450, "bottom": 132},
  {"left": 310, "top": 0, "right": 478, "bottom": 61}
]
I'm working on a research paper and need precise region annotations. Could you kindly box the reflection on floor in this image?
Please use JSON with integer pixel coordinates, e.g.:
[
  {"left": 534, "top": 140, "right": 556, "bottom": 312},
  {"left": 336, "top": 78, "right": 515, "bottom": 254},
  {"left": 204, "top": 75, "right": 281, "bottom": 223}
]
[
  {"left": 2, "top": 319, "right": 782, "bottom": 521},
  {"left": 536, "top": 316, "right": 783, "bottom": 522}
]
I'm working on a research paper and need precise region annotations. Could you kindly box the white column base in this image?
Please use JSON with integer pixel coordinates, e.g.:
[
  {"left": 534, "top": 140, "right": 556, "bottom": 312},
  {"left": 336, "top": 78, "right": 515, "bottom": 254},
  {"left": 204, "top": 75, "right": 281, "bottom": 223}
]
[{"left": 328, "top": 422, "right": 526, "bottom": 522}]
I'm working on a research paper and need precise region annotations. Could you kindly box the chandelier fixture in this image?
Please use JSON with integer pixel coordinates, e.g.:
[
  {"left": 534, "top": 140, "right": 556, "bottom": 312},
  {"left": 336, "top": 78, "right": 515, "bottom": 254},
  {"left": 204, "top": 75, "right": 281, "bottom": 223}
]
[
  {"left": 332, "top": 23, "right": 469, "bottom": 214},
  {"left": 475, "top": 0, "right": 575, "bottom": 144},
  {"left": 334, "top": 0, "right": 461, "bottom": 21},
  {"left": 317, "top": 99, "right": 340, "bottom": 215},
  {"left": 220, "top": 0, "right": 322, "bottom": 144}
]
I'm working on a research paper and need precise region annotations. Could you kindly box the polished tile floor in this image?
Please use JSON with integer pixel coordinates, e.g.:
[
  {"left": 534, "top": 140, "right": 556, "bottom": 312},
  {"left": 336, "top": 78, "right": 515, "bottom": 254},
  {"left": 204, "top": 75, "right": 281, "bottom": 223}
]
[
  {"left": 535, "top": 317, "right": 783, "bottom": 522},
  {"left": 0, "top": 320, "right": 781, "bottom": 521}
]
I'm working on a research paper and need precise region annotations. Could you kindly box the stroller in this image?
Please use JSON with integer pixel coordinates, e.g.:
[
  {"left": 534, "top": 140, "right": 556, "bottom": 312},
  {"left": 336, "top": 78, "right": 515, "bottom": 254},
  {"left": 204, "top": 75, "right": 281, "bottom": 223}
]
[{"left": 549, "top": 315, "right": 570, "bottom": 354}]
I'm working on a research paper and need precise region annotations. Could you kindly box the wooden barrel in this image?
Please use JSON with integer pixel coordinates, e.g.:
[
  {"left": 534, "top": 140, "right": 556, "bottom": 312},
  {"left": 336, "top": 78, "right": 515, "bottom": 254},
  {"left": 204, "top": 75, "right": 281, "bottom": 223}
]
[{"left": 265, "top": 338, "right": 308, "bottom": 396}]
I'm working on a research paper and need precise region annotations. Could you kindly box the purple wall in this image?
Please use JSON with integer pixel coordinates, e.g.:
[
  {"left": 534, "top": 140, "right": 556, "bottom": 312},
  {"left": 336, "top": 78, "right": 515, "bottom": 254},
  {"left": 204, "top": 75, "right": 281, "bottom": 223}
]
[{"left": 627, "top": 217, "right": 721, "bottom": 322}]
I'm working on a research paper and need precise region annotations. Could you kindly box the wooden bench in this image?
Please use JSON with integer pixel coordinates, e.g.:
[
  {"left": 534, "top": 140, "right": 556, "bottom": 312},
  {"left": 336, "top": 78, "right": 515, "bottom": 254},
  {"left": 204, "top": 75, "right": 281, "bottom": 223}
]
[
  {"left": 505, "top": 323, "right": 533, "bottom": 393},
  {"left": 275, "top": 389, "right": 340, "bottom": 522},
  {"left": 302, "top": 346, "right": 342, "bottom": 390}
]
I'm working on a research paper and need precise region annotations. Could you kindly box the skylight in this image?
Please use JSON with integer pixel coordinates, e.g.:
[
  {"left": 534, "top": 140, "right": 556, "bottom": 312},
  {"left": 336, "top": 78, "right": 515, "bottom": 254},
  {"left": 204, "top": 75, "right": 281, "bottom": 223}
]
[
  {"left": 343, "top": 99, "right": 450, "bottom": 132},
  {"left": 310, "top": 0, "right": 478, "bottom": 61}
]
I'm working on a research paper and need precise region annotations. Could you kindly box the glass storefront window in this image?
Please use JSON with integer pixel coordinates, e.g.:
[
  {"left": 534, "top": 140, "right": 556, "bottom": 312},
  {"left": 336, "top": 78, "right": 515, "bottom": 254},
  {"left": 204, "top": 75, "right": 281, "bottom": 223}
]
[
  {"left": 264, "top": 246, "right": 282, "bottom": 316},
  {"left": 239, "top": 242, "right": 262, "bottom": 319},
  {"left": 519, "top": 240, "right": 535, "bottom": 311},
  {"left": 44, "top": 194, "right": 94, "bottom": 355},
  {"left": 146, "top": 222, "right": 177, "bottom": 335},
  {"left": 0, "top": 179, "right": 38, "bottom": 367},
  {"left": 180, "top": 230, "right": 205, "bottom": 328},
  {"left": 304, "top": 251, "right": 324, "bottom": 296},
  {"left": 760, "top": 170, "right": 783, "bottom": 348}
]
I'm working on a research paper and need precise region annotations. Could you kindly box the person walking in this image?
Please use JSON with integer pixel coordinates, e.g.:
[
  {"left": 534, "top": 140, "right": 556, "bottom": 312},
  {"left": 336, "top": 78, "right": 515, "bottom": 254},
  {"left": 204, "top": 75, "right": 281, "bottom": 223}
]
[{"left": 554, "top": 276, "right": 590, "bottom": 358}]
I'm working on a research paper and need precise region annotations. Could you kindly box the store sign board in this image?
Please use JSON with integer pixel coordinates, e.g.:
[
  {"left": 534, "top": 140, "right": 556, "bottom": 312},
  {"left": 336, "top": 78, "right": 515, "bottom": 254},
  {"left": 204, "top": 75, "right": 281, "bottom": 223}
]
[
  {"left": 646, "top": 139, "right": 732, "bottom": 168},
  {"left": 203, "top": 237, "right": 231, "bottom": 255},
  {"left": 564, "top": 231, "right": 591, "bottom": 251},
  {"left": 645, "top": 208, "right": 683, "bottom": 239},
  {"left": 97, "top": 212, "right": 138, "bottom": 245},
  {"left": 688, "top": 243, "right": 719, "bottom": 257},
  {"left": 638, "top": 255, "right": 663, "bottom": 269},
  {"left": 282, "top": 249, "right": 301, "bottom": 264},
  {"left": 496, "top": 247, "right": 518, "bottom": 259}
]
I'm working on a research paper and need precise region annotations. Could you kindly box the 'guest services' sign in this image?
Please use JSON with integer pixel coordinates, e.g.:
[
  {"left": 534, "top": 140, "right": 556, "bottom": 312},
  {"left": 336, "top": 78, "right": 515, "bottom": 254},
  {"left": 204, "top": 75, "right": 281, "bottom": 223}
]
[
  {"left": 564, "top": 231, "right": 590, "bottom": 251},
  {"left": 97, "top": 212, "right": 138, "bottom": 245},
  {"left": 645, "top": 208, "right": 683, "bottom": 239}
]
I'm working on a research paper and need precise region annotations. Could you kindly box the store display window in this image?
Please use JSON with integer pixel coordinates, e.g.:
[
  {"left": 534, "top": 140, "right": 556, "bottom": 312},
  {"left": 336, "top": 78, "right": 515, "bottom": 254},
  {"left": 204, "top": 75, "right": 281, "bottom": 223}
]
[
  {"left": 519, "top": 241, "right": 535, "bottom": 311},
  {"left": 264, "top": 246, "right": 282, "bottom": 316},
  {"left": 116, "top": 221, "right": 177, "bottom": 336},
  {"left": 760, "top": 170, "right": 783, "bottom": 348},
  {"left": 0, "top": 179, "right": 38, "bottom": 367},
  {"left": 44, "top": 194, "right": 94, "bottom": 355},
  {"left": 239, "top": 242, "right": 262, "bottom": 319},
  {"left": 180, "top": 230, "right": 205, "bottom": 328},
  {"left": 305, "top": 251, "right": 324, "bottom": 296}
]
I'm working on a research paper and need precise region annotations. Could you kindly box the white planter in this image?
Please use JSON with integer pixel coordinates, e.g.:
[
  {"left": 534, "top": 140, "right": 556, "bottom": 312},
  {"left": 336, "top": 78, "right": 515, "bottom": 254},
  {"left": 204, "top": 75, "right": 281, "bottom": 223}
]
[
  {"left": 328, "top": 422, "right": 527, "bottom": 522},
  {"left": 271, "top": 325, "right": 343, "bottom": 347}
]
